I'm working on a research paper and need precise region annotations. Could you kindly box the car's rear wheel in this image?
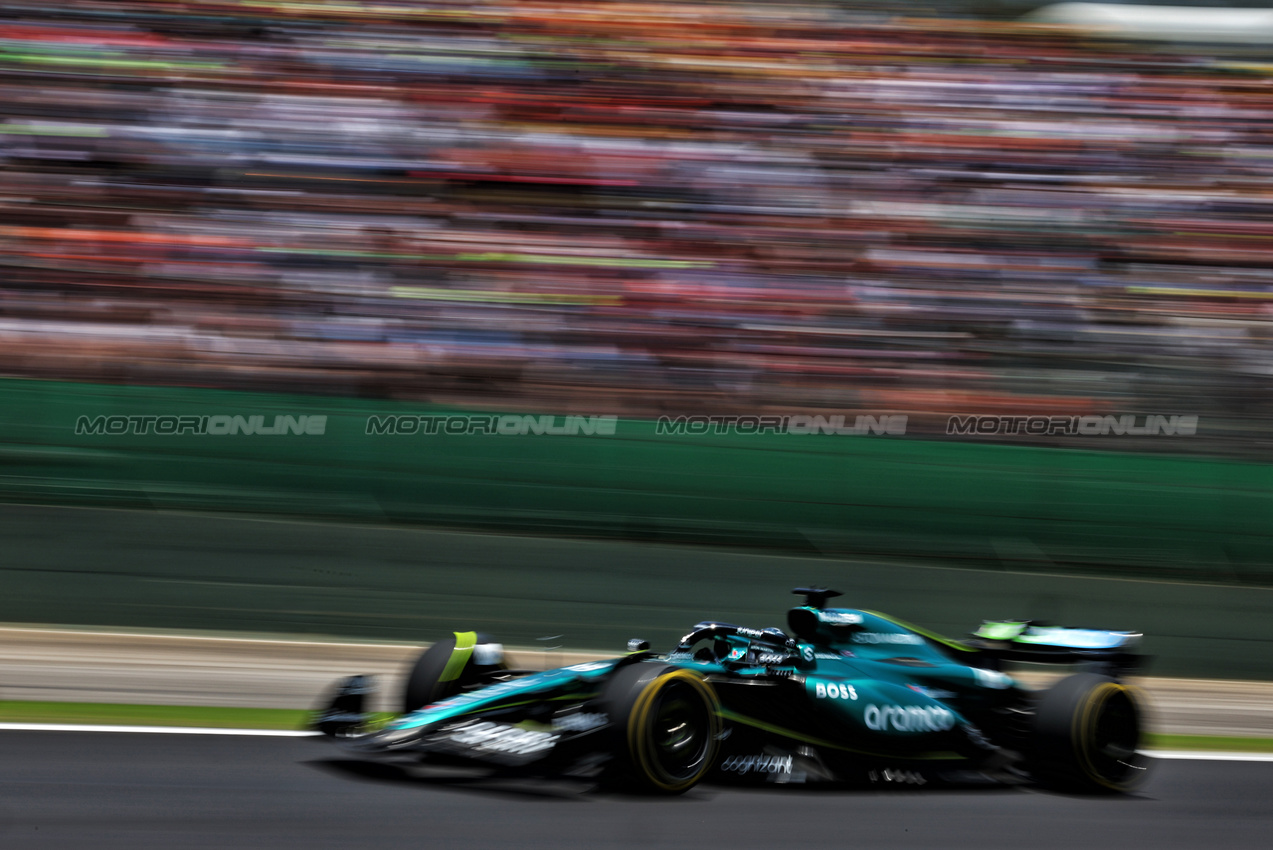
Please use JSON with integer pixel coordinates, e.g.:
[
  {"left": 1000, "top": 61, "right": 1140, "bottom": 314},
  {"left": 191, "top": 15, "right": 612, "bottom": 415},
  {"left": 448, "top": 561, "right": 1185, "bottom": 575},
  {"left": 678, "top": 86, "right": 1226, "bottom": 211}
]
[
  {"left": 602, "top": 663, "right": 720, "bottom": 794},
  {"left": 1030, "top": 672, "right": 1149, "bottom": 793}
]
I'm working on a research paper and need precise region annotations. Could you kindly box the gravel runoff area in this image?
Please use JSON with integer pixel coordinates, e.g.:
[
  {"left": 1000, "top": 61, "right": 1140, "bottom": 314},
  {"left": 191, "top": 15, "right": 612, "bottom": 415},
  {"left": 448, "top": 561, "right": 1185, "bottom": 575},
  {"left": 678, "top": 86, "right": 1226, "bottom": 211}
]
[{"left": 1, "top": 625, "right": 1270, "bottom": 738}]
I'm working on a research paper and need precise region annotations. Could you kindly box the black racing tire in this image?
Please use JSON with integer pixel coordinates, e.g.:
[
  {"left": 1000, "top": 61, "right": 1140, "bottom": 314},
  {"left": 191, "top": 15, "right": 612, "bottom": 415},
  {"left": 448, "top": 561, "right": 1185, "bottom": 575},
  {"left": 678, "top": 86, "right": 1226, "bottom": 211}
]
[
  {"left": 1029, "top": 672, "right": 1149, "bottom": 793},
  {"left": 600, "top": 663, "right": 721, "bottom": 794},
  {"left": 402, "top": 637, "right": 460, "bottom": 714},
  {"left": 401, "top": 632, "right": 504, "bottom": 714}
]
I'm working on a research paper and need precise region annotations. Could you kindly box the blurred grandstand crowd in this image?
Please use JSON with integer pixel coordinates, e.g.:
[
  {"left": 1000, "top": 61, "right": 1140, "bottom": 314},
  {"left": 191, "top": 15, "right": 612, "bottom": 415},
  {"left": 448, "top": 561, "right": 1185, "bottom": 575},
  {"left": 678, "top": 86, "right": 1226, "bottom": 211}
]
[{"left": 2, "top": 0, "right": 1272, "bottom": 450}]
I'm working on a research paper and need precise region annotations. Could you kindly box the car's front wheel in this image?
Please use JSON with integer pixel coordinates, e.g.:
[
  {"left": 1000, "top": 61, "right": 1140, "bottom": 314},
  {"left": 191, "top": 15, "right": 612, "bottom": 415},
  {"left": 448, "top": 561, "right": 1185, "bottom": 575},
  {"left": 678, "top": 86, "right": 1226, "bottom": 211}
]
[
  {"left": 401, "top": 631, "right": 504, "bottom": 714},
  {"left": 602, "top": 663, "right": 721, "bottom": 794}
]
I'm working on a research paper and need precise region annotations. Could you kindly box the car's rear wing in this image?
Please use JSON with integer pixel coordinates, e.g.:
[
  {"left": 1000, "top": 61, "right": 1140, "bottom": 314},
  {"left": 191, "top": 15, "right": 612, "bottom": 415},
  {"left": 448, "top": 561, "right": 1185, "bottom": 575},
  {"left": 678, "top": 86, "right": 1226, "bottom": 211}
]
[{"left": 965, "top": 620, "right": 1146, "bottom": 675}]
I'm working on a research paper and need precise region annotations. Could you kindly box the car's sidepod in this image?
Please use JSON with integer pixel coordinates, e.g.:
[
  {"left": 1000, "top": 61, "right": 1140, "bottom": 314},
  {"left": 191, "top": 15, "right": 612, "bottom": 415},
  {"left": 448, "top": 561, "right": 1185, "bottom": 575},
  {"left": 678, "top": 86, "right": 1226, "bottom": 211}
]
[{"left": 802, "top": 676, "right": 968, "bottom": 754}]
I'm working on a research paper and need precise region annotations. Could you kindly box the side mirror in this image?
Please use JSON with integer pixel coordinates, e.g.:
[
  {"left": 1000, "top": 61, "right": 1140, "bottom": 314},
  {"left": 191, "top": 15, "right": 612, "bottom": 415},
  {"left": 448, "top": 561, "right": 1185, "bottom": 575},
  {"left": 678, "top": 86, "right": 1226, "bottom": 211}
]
[{"left": 627, "top": 638, "right": 651, "bottom": 652}]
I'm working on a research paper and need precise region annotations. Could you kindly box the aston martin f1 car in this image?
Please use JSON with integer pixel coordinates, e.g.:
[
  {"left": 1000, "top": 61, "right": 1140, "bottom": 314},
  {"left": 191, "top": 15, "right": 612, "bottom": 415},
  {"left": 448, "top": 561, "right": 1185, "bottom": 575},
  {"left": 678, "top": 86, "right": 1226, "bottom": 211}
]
[{"left": 315, "top": 588, "right": 1149, "bottom": 794}]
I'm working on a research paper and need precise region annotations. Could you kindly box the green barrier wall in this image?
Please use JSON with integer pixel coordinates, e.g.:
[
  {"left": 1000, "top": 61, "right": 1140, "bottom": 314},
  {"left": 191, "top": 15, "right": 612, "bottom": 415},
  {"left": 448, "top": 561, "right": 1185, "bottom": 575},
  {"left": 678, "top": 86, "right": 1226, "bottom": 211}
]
[
  {"left": 1, "top": 377, "right": 1272, "bottom": 582},
  {"left": 1, "top": 505, "right": 1270, "bottom": 679}
]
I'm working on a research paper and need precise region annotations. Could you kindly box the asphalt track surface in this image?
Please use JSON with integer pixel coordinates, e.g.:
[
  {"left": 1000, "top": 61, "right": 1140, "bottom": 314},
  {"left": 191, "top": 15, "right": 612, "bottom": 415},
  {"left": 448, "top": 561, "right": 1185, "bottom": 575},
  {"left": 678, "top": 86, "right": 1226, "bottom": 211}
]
[{"left": 2, "top": 731, "right": 1271, "bottom": 850}]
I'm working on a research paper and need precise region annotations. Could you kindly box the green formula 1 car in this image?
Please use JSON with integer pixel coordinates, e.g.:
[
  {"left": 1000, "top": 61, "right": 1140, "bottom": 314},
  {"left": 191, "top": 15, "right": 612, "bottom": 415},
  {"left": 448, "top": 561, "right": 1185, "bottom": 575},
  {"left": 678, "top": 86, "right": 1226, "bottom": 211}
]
[{"left": 315, "top": 587, "right": 1149, "bottom": 794}]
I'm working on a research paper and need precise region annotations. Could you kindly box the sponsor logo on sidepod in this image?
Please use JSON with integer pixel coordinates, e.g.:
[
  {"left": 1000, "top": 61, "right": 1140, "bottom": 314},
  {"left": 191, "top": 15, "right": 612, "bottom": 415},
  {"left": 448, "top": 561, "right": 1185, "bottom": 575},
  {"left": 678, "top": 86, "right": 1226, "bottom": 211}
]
[
  {"left": 852, "top": 632, "right": 924, "bottom": 645},
  {"left": 814, "top": 682, "right": 858, "bottom": 700},
  {"left": 864, "top": 704, "right": 956, "bottom": 733},
  {"left": 721, "top": 755, "right": 793, "bottom": 775}
]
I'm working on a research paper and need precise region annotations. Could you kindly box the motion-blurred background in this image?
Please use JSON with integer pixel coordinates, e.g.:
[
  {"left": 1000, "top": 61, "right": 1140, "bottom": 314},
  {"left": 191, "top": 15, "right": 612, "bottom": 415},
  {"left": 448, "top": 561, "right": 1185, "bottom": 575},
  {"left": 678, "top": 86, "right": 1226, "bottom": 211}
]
[{"left": 1, "top": 1, "right": 1271, "bottom": 678}]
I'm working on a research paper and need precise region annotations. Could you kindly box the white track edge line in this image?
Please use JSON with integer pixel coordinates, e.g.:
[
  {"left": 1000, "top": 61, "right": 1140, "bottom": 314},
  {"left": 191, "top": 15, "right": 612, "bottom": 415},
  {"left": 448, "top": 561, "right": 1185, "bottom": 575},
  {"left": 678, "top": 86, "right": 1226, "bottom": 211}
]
[
  {"left": 0, "top": 626, "right": 419, "bottom": 650},
  {"left": 0, "top": 722, "right": 319, "bottom": 736},
  {"left": 1143, "top": 749, "right": 1273, "bottom": 762},
  {"left": 0, "top": 724, "right": 1269, "bottom": 758}
]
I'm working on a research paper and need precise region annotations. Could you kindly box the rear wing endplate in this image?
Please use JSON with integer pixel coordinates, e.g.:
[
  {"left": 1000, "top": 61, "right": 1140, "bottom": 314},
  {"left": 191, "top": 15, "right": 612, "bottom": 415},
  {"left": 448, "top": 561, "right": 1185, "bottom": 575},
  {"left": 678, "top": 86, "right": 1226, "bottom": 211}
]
[{"left": 967, "top": 620, "right": 1145, "bottom": 674}]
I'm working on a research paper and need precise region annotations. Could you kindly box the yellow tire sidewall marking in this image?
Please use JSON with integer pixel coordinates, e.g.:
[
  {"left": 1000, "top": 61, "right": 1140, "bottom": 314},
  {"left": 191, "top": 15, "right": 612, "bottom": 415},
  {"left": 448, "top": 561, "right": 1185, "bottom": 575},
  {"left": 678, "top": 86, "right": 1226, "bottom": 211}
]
[
  {"left": 627, "top": 670, "right": 721, "bottom": 792},
  {"left": 1072, "top": 682, "right": 1140, "bottom": 791}
]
